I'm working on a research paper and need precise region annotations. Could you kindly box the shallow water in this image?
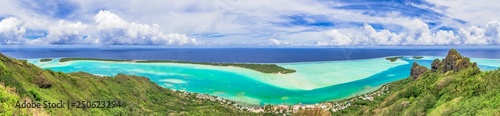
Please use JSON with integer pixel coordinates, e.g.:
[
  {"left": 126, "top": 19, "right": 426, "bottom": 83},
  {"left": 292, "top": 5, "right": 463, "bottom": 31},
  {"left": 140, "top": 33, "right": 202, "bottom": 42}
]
[{"left": 28, "top": 56, "right": 500, "bottom": 105}]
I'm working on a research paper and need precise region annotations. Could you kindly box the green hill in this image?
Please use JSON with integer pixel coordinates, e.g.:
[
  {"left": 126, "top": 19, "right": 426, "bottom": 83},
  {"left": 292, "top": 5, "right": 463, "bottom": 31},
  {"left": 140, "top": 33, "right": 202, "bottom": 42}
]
[
  {"left": 331, "top": 49, "right": 500, "bottom": 115},
  {"left": 0, "top": 53, "right": 260, "bottom": 115}
]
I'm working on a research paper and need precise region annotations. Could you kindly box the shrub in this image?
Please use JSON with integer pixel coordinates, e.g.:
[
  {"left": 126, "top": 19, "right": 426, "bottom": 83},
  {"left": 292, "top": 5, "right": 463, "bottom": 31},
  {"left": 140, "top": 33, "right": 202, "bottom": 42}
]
[{"left": 28, "top": 90, "right": 41, "bottom": 101}]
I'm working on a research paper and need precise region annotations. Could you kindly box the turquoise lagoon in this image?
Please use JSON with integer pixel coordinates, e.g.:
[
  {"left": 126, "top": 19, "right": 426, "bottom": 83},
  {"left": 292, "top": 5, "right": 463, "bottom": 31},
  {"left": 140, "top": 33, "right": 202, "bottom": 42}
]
[{"left": 27, "top": 57, "right": 499, "bottom": 105}]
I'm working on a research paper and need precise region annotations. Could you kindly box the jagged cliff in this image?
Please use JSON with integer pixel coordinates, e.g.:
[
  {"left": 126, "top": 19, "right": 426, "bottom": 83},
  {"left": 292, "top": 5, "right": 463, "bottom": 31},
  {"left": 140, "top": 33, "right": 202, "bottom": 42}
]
[
  {"left": 410, "top": 62, "right": 428, "bottom": 80},
  {"left": 434, "top": 49, "right": 478, "bottom": 73},
  {"left": 333, "top": 49, "right": 500, "bottom": 116},
  {"left": 410, "top": 49, "right": 479, "bottom": 80}
]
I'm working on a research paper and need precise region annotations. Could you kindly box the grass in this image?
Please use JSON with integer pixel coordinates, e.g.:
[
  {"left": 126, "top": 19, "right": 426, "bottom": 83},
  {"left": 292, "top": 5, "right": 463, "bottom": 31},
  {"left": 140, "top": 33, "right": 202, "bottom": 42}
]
[
  {"left": 385, "top": 56, "right": 403, "bottom": 62},
  {"left": 59, "top": 58, "right": 296, "bottom": 74},
  {"left": 0, "top": 83, "right": 47, "bottom": 115},
  {"left": 0, "top": 53, "right": 261, "bottom": 115}
]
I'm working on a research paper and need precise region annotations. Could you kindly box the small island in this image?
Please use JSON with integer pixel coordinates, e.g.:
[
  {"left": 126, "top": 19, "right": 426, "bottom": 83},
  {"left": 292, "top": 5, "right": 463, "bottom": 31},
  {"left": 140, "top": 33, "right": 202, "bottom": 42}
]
[
  {"left": 39, "top": 58, "right": 53, "bottom": 62},
  {"left": 385, "top": 56, "right": 403, "bottom": 62},
  {"left": 59, "top": 58, "right": 296, "bottom": 74},
  {"left": 412, "top": 56, "right": 423, "bottom": 59}
]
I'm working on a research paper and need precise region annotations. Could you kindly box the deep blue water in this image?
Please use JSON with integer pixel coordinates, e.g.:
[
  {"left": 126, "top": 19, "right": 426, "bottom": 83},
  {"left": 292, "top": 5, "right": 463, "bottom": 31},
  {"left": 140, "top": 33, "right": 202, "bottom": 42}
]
[{"left": 2, "top": 47, "right": 500, "bottom": 63}]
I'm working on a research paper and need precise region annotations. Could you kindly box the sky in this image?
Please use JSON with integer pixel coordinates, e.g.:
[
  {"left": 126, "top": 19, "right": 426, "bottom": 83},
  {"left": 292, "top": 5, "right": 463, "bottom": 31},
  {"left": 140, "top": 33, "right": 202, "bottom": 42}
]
[{"left": 0, "top": 0, "right": 499, "bottom": 47}]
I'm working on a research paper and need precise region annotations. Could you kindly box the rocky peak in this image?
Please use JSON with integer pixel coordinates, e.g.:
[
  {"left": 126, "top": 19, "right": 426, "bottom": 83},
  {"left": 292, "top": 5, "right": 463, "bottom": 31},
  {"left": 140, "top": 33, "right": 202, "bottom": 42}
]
[
  {"left": 431, "top": 59, "right": 441, "bottom": 72},
  {"left": 411, "top": 49, "right": 479, "bottom": 80},
  {"left": 35, "top": 73, "right": 52, "bottom": 89},
  {"left": 410, "top": 62, "right": 428, "bottom": 80},
  {"left": 432, "top": 49, "right": 479, "bottom": 73}
]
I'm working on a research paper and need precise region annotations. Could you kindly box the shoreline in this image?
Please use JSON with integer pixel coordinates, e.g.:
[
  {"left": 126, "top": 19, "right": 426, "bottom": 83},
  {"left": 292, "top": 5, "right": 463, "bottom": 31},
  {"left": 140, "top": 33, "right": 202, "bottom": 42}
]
[
  {"left": 25, "top": 55, "right": 500, "bottom": 114},
  {"left": 26, "top": 59, "right": 410, "bottom": 106},
  {"left": 29, "top": 55, "right": 498, "bottom": 107},
  {"left": 36, "top": 57, "right": 409, "bottom": 91},
  {"left": 185, "top": 82, "right": 393, "bottom": 114},
  {"left": 57, "top": 57, "right": 296, "bottom": 74}
]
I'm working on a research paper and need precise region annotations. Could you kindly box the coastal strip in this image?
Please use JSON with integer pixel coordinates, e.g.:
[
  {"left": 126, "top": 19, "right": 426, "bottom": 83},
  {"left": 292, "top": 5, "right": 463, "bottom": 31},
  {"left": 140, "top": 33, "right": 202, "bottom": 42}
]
[
  {"left": 58, "top": 58, "right": 296, "bottom": 74},
  {"left": 231, "top": 83, "right": 393, "bottom": 115}
]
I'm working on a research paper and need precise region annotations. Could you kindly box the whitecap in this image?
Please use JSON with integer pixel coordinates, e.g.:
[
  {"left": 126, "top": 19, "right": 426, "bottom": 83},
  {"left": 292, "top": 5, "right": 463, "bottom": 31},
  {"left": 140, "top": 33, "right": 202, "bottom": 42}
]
[{"left": 160, "top": 79, "right": 187, "bottom": 84}]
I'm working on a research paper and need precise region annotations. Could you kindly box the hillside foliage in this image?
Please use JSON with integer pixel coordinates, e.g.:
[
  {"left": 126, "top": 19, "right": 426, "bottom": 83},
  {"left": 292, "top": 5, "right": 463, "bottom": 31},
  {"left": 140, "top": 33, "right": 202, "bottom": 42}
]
[
  {"left": 0, "top": 53, "right": 260, "bottom": 115},
  {"left": 332, "top": 49, "right": 500, "bottom": 115}
]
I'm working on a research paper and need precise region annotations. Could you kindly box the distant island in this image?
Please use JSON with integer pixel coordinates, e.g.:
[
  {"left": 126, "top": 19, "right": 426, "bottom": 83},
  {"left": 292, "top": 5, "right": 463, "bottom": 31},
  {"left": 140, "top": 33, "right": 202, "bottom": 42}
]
[
  {"left": 385, "top": 56, "right": 403, "bottom": 62},
  {"left": 58, "top": 58, "right": 296, "bottom": 74},
  {"left": 412, "top": 56, "right": 423, "bottom": 59},
  {"left": 385, "top": 56, "right": 423, "bottom": 62},
  {"left": 39, "top": 58, "right": 52, "bottom": 62}
]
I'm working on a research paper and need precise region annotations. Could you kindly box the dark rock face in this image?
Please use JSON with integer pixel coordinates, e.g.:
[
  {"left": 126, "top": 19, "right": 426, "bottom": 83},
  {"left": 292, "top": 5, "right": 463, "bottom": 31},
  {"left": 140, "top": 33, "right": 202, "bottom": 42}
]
[
  {"left": 410, "top": 62, "right": 429, "bottom": 80},
  {"left": 441, "top": 49, "right": 459, "bottom": 73},
  {"left": 35, "top": 74, "right": 52, "bottom": 88},
  {"left": 440, "top": 49, "right": 479, "bottom": 73},
  {"left": 410, "top": 49, "right": 480, "bottom": 80},
  {"left": 431, "top": 59, "right": 441, "bottom": 72}
]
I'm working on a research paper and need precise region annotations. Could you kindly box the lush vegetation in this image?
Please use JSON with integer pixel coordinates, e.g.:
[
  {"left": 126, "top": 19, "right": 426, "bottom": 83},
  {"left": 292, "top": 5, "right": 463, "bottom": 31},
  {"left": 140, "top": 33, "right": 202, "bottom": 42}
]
[
  {"left": 59, "top": 58, "right": 296, "bottom": 74},
  {"left": 332, "top": 49, "right": 500, "bottom": 115},
  {"left": 39, "top": 59, "right": 53, "bottom": 62},
  {"left": 0, "top": 83, "right": 47, "bottom": 115},
  {"left": 412, "top": 56, "right": 424, "bottom": 59},
  {"left": 0, "top": 54, "right": 261, "bottom": 115},
  {"left": 385, "top": 56, "right": 403, "bottom": 62}
]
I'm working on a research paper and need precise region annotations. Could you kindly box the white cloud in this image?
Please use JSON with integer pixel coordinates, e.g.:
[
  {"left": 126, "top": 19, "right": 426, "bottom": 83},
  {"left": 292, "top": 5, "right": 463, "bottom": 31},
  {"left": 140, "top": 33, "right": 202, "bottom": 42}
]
[
  {"left": 426, "top": 0, "right": 500, "bottom": 26},
  {"left": 0, "top": 1, "right": 499, "bottom": 46},
  {"left": 93, "top": 10, "right": 198, "bottom": 45},
  {"left": 0, "top": 0, "right": 62, "bottom": 32},
  {"left": 363, "top": 24, "right": 405, "bottom": 45},
  {"left": 325, "top": 30, "right": 352, "bottom": 46},
  {"left": 458, "top": 26, "right": 489, "bottom": 45},
  {"left": 68, "top": 0, "right": 449, "bottom": 44},
  {"left": 0, "top": 10, "right": 198, "bottom": 45},
  {"left": 269, "top": 39, "right": 281, "bottom": 45},
  {"left": 46, "top": 20, "right": 92, "bottom": 44},
  {"left": 94, "top": 10, "right": 129, "bottom": 30},
  {"left": 485, "top": 20, "right": 500, "bottom": 44},
  {"left": 433, "top": 30, "right": 459, "bottom": 45},
  {"left": 1, "top": 14, "right": 499, "bottom": 46},
  {"left": 0, "top": 17, "right": 26, "bottom": 44},
  {"left": 320, "top": 19, "right": 500, "bottom": 46}
]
